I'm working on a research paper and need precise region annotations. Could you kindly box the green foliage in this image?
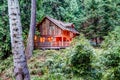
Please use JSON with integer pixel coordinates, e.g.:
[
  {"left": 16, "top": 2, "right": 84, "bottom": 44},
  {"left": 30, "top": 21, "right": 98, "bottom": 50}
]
[
  {"left": 102, "top": 49, "right": 120, "bottom": 68},
  {"left": 113, "top": 67, "right": 120, "bottom": 79},
  {"left": 38, "top": 50, "right": 72, "bottom": 78},
  {"left": 101, "top": 27, "right": 120, "bottom": 80},
  {"left": 102, "top": 26, "right": 120, "bottom": 49},
  {"left": 71, "top": 34, "right": 92, "bottom": 48},
  {"left": 100, "top": 47, "right": 120, "bottom": 80},
  {"left": 0, "top": 0, "right": 31, "bottom": 59},
  {"left": 70, "top": 35, "right": 102, "bottom": 80},
  {"left": 79, "top": 0, "right": 120, "bottom": 43},
  {"left": 27, "top": 50, "right": 73, "bottom": 79},
  {"left": 70, "top": 44, "right": 93, "bottom": 75},
  {"left": 0, "top": 56, "right": 13, "bottom": 73},
  {"left": 0, "top": 0, "right": 11, "bottom": 59},
  {"left": 71, "top": 40, "right": 93, "bottom": 79}
]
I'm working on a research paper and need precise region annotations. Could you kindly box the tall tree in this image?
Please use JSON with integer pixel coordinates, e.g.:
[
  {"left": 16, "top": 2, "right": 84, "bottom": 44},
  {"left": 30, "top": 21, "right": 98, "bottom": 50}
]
[
  {"left": 8, "top": 0, "right": 30, "bottom": 80},
  {"left": 79, "top": 0, "right": 120, "bottom": 45},
  {"left": 25, "top": 0, "right": 36, "bottom": 59}
]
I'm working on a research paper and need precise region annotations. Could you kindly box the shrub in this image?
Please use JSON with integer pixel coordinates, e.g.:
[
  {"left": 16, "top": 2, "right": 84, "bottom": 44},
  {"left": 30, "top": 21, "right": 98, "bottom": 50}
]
[
  {"left": 102, "top": 49, "right": 120, "bottom": 68},
  {"left": 69, "top": 35, "right": 102, "bottom": 79},
  {"left": 113, "top": 67, "right": 120, "bottom": 79},
  {"left": 70, "top": 44, "right": 93, "bottom": 76}
]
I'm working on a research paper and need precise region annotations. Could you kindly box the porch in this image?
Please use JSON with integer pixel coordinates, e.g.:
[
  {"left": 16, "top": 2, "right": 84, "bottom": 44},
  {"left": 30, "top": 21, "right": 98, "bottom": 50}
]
[{"left": 34, "top": 41, "right": 70, "bottom": 49}]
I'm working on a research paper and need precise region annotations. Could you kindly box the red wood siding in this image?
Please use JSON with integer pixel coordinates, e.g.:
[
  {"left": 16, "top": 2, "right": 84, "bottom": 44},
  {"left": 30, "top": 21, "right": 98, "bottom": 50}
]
[{"left": 38, "top": 18, "right": 62, "bottom": 36}]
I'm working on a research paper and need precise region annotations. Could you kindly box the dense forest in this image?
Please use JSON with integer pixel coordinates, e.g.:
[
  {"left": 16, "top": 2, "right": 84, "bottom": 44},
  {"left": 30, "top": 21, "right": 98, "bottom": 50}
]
[{"left": 0, "top": 0, "right": 120, "bottom": 80}]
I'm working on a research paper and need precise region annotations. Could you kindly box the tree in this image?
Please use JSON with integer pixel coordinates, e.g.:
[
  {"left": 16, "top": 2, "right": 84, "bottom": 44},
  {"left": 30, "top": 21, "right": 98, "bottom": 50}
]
[
  {"left": 79, "top": 0, "right": 120, "bottom": 45},
  {"left": 8, "top": 0, "right": 30, "bottom": 80},
  {"left": 0, "top": 0, "right": 11, "bottom": 59},
  {"left": 25, "top": 0, "right": 36, "bottom": 59},
  {"left": 101, "top": 27, "right": 120, "bottom": 79},
  {"left": 0, "top": 0, "right": 31, "bottom": 60}
]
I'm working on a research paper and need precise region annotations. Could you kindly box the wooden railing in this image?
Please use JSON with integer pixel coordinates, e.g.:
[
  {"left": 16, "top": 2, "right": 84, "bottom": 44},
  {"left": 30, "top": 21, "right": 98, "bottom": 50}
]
[{"left": 34, "top": 41, "right": 70, "bottom": 48}]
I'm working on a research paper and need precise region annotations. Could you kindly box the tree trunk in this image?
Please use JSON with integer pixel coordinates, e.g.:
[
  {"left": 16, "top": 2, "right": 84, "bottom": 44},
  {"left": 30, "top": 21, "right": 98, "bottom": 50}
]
[
  {"left": 25, "top": 0, "right": 36, "bottom": 59},
  {"left": 95, "top": 37, "right": 98, "bottom": 46},
  {"left": 8, "top": 0, "right": 30, "bottom": 80}
]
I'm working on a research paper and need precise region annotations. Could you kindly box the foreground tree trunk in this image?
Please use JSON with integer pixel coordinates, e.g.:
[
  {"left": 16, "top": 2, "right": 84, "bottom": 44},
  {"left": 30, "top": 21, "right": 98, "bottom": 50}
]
[
  {"left": 8, "top": 0, "right": 30, "bottom": 80},
  {"left": 25, "top": 0, "right": 36, "bottom": 59}
]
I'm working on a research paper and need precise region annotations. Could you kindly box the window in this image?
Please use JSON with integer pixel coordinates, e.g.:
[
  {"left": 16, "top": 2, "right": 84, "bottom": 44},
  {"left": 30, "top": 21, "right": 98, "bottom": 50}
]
[
  {"left": 40, "top": 37, "right": 45, "bottom": 42},
  {"left": 48, "top": 37, "right": 53, "bottom": 42},
  {"left": 34, "top": 35, "right": 37, "bottom": 41}
]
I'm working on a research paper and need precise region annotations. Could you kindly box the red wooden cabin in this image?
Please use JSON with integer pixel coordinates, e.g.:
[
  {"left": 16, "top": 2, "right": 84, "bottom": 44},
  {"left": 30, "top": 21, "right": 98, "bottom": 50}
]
[{"left": 34, "top": 16, "right": 79, "bottom": 49}]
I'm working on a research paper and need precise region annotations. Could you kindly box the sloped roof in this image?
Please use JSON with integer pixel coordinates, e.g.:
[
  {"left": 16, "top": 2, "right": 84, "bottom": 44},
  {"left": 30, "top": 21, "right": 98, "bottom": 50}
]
[{"left": 37, "top": 16, "right": 79, "bottom": 34}]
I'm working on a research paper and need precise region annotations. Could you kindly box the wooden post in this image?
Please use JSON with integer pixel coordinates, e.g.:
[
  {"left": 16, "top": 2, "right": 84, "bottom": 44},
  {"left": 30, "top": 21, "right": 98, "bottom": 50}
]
[
  {"left": 62, "top": 37, "right": 63, "bottom": 47},
  {"left": 50, "top": 37, "right": 53, "bottom": 49}
]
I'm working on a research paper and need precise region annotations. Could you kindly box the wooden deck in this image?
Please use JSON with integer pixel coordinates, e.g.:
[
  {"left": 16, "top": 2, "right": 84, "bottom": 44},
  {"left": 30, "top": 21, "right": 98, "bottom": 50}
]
[{"left": 34, "top": 41, "right": 70, "bottom": 49}]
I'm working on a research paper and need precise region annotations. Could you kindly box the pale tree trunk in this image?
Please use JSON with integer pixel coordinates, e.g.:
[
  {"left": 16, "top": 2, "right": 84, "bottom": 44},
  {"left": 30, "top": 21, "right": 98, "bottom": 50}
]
[
  {"left": 25, "top": 0, "right": 36, "bottom": 59},
  {"left": 8, "top": 0, "right": 30, "bottom": 80}
]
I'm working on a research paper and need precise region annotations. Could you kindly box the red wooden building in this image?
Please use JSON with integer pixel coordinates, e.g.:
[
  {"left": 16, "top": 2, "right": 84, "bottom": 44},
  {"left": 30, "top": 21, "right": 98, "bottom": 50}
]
[{"left": 34, "top": 16, "right": 79, "bottom": 49}]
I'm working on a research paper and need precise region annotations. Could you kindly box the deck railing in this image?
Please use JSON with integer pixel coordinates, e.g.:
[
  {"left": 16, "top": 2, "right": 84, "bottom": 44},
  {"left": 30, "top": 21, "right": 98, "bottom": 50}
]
[{"left": 34, "top": 41, "right": 70, "bottom": 48}]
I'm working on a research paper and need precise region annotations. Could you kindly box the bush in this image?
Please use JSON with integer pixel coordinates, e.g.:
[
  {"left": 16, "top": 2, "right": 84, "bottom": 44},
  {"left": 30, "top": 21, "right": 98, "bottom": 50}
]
[
  {"left": 113, "top": 67, "right": 120, "bottom": 79},
  {"left": 70, "top": 35, "right": 103, "bottom": 80},
  {"left": 102, "top": 49, "right": 120, "bottom": 68},
  {"left": 100, "top": 46, "right": 120, "bottom": 79},
  {"left": 70, "top": 44, "right": 93, "bottom": 76},
  {"left": 69, "top": 35, "right": 102, "bottom": 80}
]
